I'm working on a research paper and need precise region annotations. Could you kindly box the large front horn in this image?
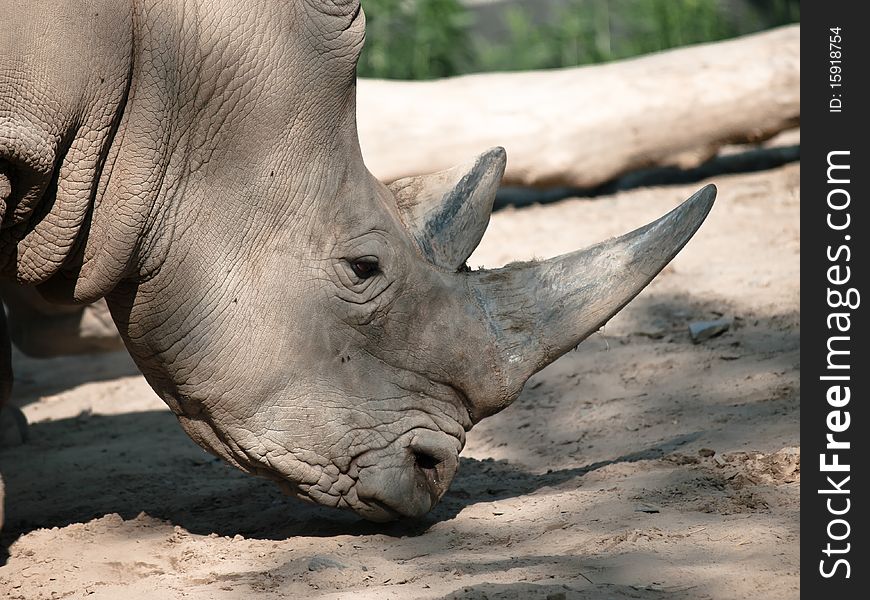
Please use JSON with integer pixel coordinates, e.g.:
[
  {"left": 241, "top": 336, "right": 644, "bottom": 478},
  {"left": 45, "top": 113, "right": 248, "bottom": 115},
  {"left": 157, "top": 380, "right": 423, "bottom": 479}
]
[
  {"left": 467, "top": 184, "right": 716, "bottom": 418},
  {"left": 389, "top": 147, "right": 506, "bottom": 270}
]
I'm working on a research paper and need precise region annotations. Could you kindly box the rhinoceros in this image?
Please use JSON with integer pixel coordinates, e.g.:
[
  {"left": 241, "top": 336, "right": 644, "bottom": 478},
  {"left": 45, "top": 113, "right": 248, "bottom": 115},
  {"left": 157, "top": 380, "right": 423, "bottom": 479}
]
[{"left": 0, "top": 0, "right": 715, "bottom": 522}]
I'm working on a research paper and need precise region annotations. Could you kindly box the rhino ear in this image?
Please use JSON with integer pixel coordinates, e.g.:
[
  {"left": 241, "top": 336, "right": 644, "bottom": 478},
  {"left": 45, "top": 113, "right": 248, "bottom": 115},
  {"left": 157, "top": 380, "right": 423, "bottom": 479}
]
[{"left": 389, "top": 147, "right": 506, "bottom": 270}]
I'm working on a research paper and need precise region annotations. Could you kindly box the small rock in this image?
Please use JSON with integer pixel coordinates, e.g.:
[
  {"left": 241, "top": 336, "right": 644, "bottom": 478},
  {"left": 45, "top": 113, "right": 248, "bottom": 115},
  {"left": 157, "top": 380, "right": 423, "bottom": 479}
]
[
  {"left": 698, "top": 448, "right": 716, "bottom": 458},
  {"left": 307, "top": 555, "right": 347, "bottom": 572},
  {"left": 547, "top": 593, "right": 567, "bottom": 600},
  {"left": 689, "top": 318, "right": 733, "bottom": 343}
]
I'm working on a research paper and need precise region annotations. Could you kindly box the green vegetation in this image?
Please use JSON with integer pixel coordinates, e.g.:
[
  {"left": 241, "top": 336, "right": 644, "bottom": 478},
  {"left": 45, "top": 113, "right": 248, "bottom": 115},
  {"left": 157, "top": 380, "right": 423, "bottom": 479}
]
[
  {"left": 357, "top": 0, "right": 799, "bottom": 79},
  {"left": 356, "top": 0, "right": 472, "bottom": 80}
]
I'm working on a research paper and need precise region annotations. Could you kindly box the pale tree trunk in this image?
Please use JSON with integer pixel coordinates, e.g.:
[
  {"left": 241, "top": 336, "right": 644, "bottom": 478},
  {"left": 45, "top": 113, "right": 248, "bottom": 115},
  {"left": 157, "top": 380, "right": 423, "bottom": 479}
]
[{"left": 357, "top": 24, "right": 799, "bottom": 188}]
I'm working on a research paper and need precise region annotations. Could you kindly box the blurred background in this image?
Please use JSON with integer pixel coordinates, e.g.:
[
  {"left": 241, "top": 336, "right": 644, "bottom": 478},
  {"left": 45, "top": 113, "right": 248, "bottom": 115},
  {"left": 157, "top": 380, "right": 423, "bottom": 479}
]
[{"left": 358, "top": 0, "right": 800, "bottom": 80}]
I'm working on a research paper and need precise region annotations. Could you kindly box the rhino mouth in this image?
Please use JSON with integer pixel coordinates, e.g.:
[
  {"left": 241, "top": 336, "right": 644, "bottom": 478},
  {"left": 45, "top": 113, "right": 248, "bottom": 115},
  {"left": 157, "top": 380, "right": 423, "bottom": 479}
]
[
  {"left": 178, "top": 381, "right": 471, "bottom": 522},
  {"left": 266, "top": 426, "right": 463, "bottom": 522},
  {"left": 350, "top": 427, "right": 463, "bottom": 522}
]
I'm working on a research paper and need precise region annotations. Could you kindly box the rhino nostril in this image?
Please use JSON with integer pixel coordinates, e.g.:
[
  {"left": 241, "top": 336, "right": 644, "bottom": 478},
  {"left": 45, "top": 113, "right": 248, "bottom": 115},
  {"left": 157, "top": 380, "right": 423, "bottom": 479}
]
[
  {"left": 408, "top": 430, "right": 459, "bottom": 494},
  {"left": 413, "top": 450, "right": 442, "bottom": 472}
]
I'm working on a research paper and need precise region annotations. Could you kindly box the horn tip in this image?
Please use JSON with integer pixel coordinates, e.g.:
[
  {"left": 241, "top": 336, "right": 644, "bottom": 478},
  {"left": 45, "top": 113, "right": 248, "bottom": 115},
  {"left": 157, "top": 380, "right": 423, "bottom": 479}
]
[
  {"left": 474, "top": 147, "right": 507, "bottom": 181},
  {"left": 681, "top": 183, "right": 717, "bottom": 224},
  {"left": 481, "top": 146, "right": 507, "bottom": 167},
  {"left": 695, "top": 183, "right": 717, "bottom": 207}
]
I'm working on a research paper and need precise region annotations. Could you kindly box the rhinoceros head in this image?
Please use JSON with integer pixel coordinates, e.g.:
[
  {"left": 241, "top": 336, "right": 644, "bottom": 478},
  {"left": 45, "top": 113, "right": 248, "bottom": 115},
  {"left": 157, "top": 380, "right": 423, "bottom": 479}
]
[{"left": 93, "top": 0, "right": 714, "bottom": 521}]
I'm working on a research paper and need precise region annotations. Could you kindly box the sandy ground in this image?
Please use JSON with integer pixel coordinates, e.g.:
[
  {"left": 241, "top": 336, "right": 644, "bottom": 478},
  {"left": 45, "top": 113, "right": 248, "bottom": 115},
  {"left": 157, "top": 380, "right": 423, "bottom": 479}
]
[{"left": 0, "top": 161, "right": 800, "bottom": 599}]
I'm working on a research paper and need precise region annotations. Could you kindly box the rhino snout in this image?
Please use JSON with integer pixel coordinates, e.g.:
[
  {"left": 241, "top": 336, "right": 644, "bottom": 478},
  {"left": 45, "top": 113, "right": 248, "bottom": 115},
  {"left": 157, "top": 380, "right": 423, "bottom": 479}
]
[{"left": 353, "top": 428, "right": 461, "bottom": 522}]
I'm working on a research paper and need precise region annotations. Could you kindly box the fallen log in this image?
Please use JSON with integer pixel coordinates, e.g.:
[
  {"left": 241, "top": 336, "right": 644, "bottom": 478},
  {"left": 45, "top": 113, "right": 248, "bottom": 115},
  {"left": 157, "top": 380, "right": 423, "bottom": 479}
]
[{"left": 357, "top": 24, "right": 799, "bottom": 188}]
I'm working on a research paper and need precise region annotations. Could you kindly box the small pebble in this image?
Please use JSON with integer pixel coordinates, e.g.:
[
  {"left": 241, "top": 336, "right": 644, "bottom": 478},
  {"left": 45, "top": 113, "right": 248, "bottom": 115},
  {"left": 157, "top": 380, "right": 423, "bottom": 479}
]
[
  {"left": 307, "top": 555, "right": 347, "bottom": 571},
  {"left": 689, "top": 318, "right": 733, "bottom": 343}
]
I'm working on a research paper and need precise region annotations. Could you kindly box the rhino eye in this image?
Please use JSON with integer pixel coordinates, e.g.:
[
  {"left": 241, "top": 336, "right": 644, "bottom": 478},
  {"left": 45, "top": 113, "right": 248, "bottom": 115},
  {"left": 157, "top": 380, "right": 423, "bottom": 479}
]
[{"left": 349, "top": 258, "right": 380, "bottom": 279}]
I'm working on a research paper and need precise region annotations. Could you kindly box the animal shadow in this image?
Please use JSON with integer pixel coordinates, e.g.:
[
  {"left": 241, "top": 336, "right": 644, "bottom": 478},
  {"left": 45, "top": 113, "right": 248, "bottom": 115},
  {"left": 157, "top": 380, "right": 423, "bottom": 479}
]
[{"left": 0, "top": 408, "right": 698, "bottom": 564}]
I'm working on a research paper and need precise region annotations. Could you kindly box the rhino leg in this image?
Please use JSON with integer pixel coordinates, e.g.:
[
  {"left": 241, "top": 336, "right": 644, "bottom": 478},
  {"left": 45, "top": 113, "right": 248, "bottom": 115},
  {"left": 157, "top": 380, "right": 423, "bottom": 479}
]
[
  {"left": 1, "top": 308, "right": 7, "bottom": 528},
  {"left": 0, "top": 284, "right": 123, "bottom": 358},
  {"left": 0, "top": 303, "right": 10, "bottom": 404},
  {"left": 0, "top": 305, "right": 28, "bottom": 448},
  {"left": 2, "top": 300, "right": 26, "bottom": 533},
  {"left": 0, "top": 404, "right": 27, "bottom": 448},
  {"left": 1, "top": 307, "right": 8, "bottom": 529}
]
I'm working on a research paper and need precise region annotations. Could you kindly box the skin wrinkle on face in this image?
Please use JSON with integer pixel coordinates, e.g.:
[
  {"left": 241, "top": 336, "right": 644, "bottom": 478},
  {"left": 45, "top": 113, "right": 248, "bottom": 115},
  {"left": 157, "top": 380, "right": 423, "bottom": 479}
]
[{"left": 209, "top": 339, "right": 472, "bottom": 513}]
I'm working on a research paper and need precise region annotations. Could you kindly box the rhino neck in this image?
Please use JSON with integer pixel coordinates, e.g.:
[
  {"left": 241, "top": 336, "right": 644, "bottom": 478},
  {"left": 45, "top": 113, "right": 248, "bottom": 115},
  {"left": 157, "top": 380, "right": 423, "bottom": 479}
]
[
  {"left": 2, "top": 0, "right": 214, "bottom": 304},
  {"left": 37, "top": 0, "right": 194, "bottom": 305},
  {"left": 0, "top": 0, "right": 136, "bottom": 301},
  {"left": 7, "top": 0, "right": 366, "bottom": 307},
  {"left": 43, "top": 0, "right": 366, "bottom": 306}
]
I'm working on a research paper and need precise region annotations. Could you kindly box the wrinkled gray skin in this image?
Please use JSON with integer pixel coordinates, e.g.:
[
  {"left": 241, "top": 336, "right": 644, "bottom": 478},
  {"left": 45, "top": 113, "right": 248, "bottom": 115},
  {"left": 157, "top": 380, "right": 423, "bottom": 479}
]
[{"left": 0, "top": 0, "right": 715, "bottom": 521}]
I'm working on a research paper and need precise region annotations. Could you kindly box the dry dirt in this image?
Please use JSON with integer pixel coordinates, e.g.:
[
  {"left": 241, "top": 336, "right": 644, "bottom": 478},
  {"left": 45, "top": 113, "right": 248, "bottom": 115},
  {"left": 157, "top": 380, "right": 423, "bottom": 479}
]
[{"left": 0, "top": 161, "right": 800, "bottom": 599}]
